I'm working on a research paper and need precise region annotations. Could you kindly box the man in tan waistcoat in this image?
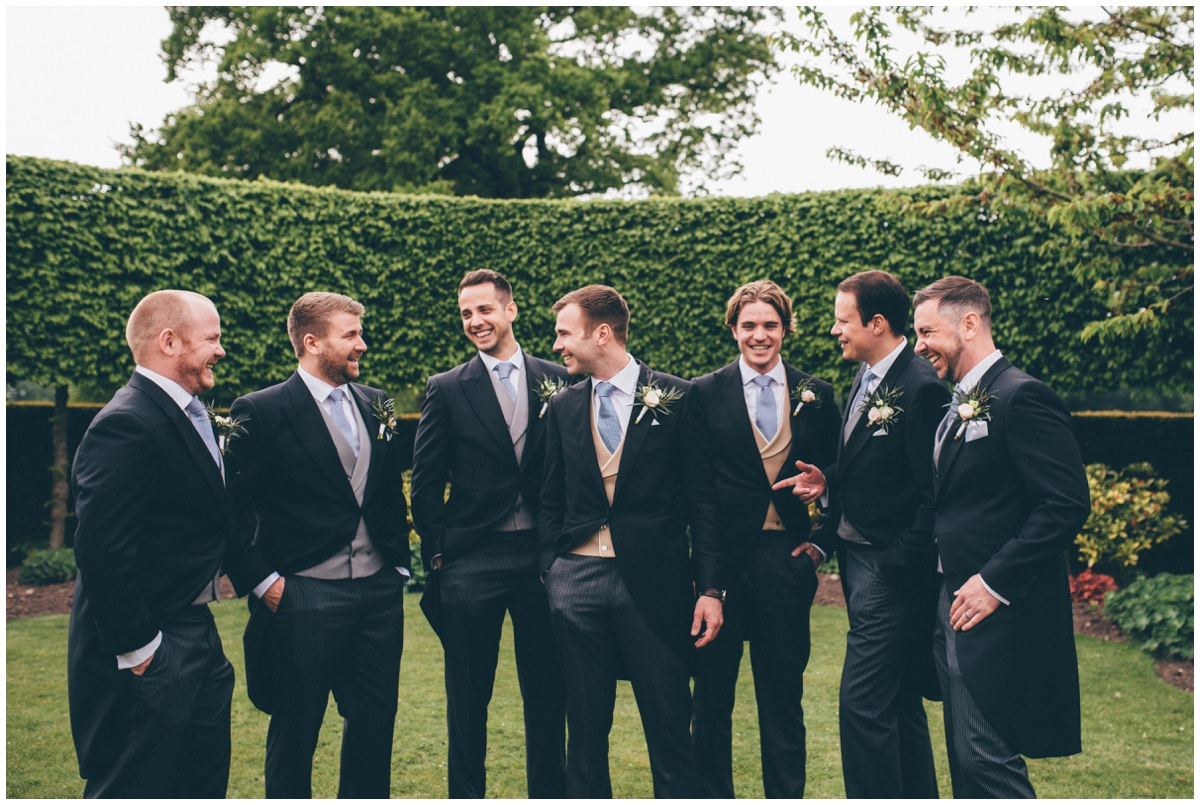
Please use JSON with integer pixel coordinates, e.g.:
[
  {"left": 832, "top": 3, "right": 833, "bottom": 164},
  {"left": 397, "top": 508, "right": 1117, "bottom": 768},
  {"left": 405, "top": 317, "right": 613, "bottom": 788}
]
[
  {"left": 537, "top": 284, "right": 724, "bottom": 798},
  {"left": 688, "top": 280, "right": 840, "bottom": 797}
]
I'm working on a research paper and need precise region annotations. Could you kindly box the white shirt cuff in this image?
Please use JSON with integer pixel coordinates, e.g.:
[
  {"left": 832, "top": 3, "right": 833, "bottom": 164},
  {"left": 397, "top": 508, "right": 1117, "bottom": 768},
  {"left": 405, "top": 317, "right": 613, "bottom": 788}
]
[
  {"left": 253, "top": 572, "right": 281, "bottom": 598},
  {"left": 396, "top": 566, "right": 410, "bottom": 580},
  {"left": 980, "top": 576, "right": 1010, "bottom": 606},
  {"left": 117, "top": 632, "right": 162, "bottom": 670},
  {"left": 819, "top": 490, "right": 830, "bottom": 509}
]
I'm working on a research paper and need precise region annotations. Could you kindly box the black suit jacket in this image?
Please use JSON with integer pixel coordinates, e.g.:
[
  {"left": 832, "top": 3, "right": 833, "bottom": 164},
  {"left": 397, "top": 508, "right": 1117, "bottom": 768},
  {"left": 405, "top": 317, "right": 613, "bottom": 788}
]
[
  {"left": 411, "top": 353, "right": 569, "bottom": 568},
  {"left": 933, "top": 357, "right": 1089, "bottom": 758},
  {"left": 225, "top": 371, "right": 410, "bottom": 588},
  {"left": 68, "top": 371, "right": 245, "bottom": 777},
  {"left": 690, "top": 359, "right": 839, "bottom": 571},
  {"left": 811, "top": 343, "right": 948, "bottom": 569},
  {"left": 538, "top": 361, "right": 722, "bottom": 657}
]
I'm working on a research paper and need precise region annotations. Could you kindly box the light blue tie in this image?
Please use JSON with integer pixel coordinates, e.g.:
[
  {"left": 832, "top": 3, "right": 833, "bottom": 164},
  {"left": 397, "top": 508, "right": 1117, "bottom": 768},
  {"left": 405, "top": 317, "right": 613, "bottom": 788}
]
[
  {"left": 495, "top": 361, "right": 519, "bottom": 403},
  {"left": 595, "top": 381, "right": 623, "bottom": 454},
  {"left": 753, "top": 375, "right": 777, "bottom": 440},
  {"left": 852, "top": 368, "right": 876, "bottom": 414},
  {"left": 327, "top": 388, "right": 359, "bottom": 456},
  {"left": 185, "top": 396, "right": 221, "bottom": 467}
]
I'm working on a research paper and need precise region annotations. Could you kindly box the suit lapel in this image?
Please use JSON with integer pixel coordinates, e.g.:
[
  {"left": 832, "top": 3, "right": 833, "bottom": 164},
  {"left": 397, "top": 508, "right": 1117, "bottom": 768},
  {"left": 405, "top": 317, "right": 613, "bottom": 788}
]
[
  {"left": 841, "top": 346, "right": 916, "bottom": 474},
  {"left": 464, "top": 356, "right": 516, "bottom": 456},
  {"left": 349, "top": 383, "right": 383, "bottom": 502},
  {"left": 520, "top": 357, "right": 555, "bottom": 472},
  {"left": 611, "top": 362, "right": 655, "bottom": 503},
  {"left": 717, "top": 361, "right": 768, "bottom": 478},
  {"left": 782, "top": 363, "right": 812, "bottom": 471},
  {"left": 281, "top": 373, "right": 358, "bottom": 497},
  {"left": 937, "top": 357, "right": 1012, "bottom": 480},
  {"left": 561, "top": 379, "right": 606, "bottom": 493}
]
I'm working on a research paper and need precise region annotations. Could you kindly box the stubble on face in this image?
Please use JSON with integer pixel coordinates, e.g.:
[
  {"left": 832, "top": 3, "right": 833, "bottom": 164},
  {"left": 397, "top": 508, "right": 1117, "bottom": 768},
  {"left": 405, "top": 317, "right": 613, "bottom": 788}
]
[
  {"left": 312, "top": 312, "right": 366, "bottom": 386},
  {"left": 459, "top": 283, "right": 517, "bottom": 358},
  {"left": 913, "top": 302, "right": 964, "bottom": 382},
  {"left": 175, "top": 300, "right": 225, "bottom": 395}
]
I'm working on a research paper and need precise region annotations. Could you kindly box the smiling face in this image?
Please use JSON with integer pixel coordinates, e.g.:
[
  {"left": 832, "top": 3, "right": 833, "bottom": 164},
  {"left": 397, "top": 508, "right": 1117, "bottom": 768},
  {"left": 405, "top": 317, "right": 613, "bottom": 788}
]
[
  {"left": 553, "top": 303, "right": 602, "bottom": 376},
  {"left": 309, "top": 311, "right": 367, "bottom": 386},
  {"left": 174, "top": 298, "right": 226, "bottom": 395},
  {"left": 732, "top": 300, "right": 784, "bottom": 374},
  {"left": 913, "top": 300, "right": 966, "bottom": 382},
  {"left": 459, "top": 282, "right": 517, "bottom": 358}
]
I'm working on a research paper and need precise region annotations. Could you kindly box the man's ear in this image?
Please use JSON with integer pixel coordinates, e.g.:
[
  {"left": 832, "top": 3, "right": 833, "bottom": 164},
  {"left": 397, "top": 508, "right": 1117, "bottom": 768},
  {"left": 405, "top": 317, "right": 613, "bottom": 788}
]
[
  {"left": 157, "top": 327, "right": 179, "bottom": 356},
  {"left": 959, "top": 311, "right": 981, "bottom": 342},
  {"left": 595, "top": 323, "right": 612, "bottom": 347}
]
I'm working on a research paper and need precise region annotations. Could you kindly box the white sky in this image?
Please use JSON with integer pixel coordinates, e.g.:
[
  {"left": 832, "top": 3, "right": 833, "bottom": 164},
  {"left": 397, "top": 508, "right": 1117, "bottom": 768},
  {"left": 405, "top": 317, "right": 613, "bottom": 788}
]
[{"left": 3, "top": 5, "right": 1173, "bottom": 197}]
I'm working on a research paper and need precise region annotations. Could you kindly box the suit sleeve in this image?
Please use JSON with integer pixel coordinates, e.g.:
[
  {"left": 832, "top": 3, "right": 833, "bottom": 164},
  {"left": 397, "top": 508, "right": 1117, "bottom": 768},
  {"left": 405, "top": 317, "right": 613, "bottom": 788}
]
[
  {"left": 537, "top": 397, "right": 568, "bottom": 575},
  {"left": 804, "top": 379, "right": 843, "bottom": 557},
  {"left": 680, "top": 385, "right": 724, "bottom": 591},
  {"left": 895, "top": 378, "right": 951, "bottom": 566},
  {"left": 221, "top": 395, "right": 273, "bottom": 595},
  {"left": 979, "top": 382, "right": 1091, "bottom": 604},
  {"left": 71, "top": 410, "right": 161, "bottom": 655},
  {"left": 410, "top": 376, "right": 449, "bottom": 570}
]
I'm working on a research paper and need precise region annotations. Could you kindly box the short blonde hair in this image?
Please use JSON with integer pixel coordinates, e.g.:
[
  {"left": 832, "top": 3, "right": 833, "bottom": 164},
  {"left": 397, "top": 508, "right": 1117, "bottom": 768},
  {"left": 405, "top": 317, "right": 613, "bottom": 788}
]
[
  {"left": 286, "top": 292, "right": 365, "bottom": 358},
  {"left": 724, "top": 280, "right": 796, "bottom": 335},
  {"left": 125, "top": 290, "right": 212, "bottom": 363}
]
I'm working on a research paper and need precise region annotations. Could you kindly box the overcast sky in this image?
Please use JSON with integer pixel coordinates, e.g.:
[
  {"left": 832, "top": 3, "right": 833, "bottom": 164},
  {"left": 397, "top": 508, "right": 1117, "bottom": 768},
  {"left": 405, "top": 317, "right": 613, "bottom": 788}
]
[{"left": 5, "top": 5, "right": 1062, "bottom": 196}]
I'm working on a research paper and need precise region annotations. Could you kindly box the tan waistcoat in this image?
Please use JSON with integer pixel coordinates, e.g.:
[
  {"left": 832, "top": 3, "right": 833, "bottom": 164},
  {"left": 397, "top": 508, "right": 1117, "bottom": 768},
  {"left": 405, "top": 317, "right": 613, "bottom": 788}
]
[
  {"left": 569, "top": 400, "right": 623, "bottom": 557},
  {"left": 754, "top": 409, "right": 792, "bottom": 531}
]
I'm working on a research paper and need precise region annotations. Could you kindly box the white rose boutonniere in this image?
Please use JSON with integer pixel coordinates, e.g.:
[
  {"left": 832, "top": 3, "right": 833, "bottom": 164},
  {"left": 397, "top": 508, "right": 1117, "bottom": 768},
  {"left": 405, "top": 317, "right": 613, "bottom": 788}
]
[
  {"left": 370, "top": 397, "right": 399, "bottom": 441},
  {"left": 536, "top": 376, "right": 572, "bottom": 419},
  {"left": 858, "top": 384, "right": 904, "bottom": 432},
  {"left": 790, "top": 379, "right": 823, "bottom": 415},
  {"left": 634, "top": 381, "right": 684, "bottom": 424},
  {"left": 946, "top": 383, "right": 997, "bottom": 439},
  {"left": 205, "top": 401, "right": 248, "bottom": 455}
]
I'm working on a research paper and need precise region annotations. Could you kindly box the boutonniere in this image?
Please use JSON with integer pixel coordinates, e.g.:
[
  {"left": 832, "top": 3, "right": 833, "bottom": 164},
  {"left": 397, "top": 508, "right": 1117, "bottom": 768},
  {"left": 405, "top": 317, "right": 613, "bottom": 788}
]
[
  {"left": 205, "top": 401, "right": 247, "bottom": 455},
  {"left": 634, "top": 381, "right": 685, "bottom": 424},
  {"left": 369, "top": 397, "right": 399, "bottom": 441},
  {"left": 859, "top": 384, "right": 904, "bottom": 432},
  {"left": 536, "top": 376, "right": 571, "bottom": 419},
  {"left": 946, "top": 382, "right": 997, "bottom": 440},
  {"left": 790, "top": 379, "right": 823, "bottom": 415}
]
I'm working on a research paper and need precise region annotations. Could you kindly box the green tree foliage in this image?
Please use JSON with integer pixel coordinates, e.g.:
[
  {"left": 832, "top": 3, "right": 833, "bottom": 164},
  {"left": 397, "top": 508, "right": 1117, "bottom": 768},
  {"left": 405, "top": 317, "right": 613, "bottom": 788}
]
[
  {"left": 783, "top": 6, "right": 1194, "bottom": 341},
  {"left": 1076, "top": 462, "right": 1187, "bottom": 572},
  {"left": 7, "top": 156, "right": 1193, "bottom": 401},
  {"left": 121, "top": 6, "right": 781, "bottom": 198}
]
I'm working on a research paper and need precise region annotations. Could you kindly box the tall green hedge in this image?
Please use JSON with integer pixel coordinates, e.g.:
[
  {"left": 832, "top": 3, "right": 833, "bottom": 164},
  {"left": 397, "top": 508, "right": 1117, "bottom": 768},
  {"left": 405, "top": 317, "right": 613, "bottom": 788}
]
[{"left": 7, "top": 155, "right": 1192, "bottom": 399}]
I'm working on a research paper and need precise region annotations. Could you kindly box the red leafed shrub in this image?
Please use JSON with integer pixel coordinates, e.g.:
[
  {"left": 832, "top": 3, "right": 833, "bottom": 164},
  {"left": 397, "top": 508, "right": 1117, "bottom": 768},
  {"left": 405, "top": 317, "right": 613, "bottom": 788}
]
[{"left": 1070, "top": 569, "right": 1119, "bottom": 604}]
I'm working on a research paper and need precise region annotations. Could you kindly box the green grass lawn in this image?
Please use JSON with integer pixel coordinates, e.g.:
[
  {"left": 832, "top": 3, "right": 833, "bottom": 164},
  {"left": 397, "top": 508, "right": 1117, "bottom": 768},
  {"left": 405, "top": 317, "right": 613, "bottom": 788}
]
[{"left": 6, "top": 596, "right": 1193, "bottom": 798}]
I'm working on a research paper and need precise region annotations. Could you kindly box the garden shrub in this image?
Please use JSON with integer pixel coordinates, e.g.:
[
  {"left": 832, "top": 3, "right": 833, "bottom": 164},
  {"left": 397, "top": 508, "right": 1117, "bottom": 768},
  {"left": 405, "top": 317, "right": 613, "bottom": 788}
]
[
  {"left": 1076, "top": 463, "right": 1187, "bottom": 572},
  {"left": 1069, "top": 569, "right": 1119, "bottom": 604},
  {"left": 17, "top": 548, "right": 77, "bottom": 586},
  {"left": 1105, "top": 573, "right": 1194, "bottom": 660}
]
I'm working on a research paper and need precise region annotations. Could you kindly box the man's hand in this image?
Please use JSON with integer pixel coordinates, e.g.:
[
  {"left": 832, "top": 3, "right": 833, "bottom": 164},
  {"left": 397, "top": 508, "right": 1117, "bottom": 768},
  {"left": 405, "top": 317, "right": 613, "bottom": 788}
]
[
  {"left": 771, "top": 460, "right": 826, "bottom": 505},
  {"left": 692, "top": 595, "right": 724, "bottom": 648},
  {"left": 130, "top": 654, "right": 154, "bottom": 677},
  {"left": 262, "top": 577, "right": 285, "bottom": 613},
  {"left": 431, "top": 555, "right": 443, "bottom": 571},
  {"left": 949, "top": 573, "right": 1001, "bottom": 632},
  {"left": 790, "top": 541, "right": 823, "bottom": 567}
]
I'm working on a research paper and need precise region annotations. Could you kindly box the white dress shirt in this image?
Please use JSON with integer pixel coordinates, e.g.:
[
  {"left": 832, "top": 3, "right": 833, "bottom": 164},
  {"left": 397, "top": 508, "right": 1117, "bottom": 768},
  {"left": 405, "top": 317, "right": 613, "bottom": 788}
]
[
  {"left": 591, "top": 354, "right": 640, "bottom": 437},
  {"left": 478, "top": 344, "right": 526, "bottom": 402},
  {"left": 738, "top": 356, "right": 788, "bottom": 436},
  {"left": 861, "top": 337, "right": 907, "bottom": 396}
]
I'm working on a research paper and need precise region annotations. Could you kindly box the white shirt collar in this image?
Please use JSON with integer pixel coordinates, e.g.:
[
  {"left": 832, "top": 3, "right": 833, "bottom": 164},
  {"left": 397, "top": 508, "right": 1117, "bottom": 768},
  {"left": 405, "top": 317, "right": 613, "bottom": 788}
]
[
  {"left": 135, "top": 366, "right": 193, "bottom": 410},
  {"left": 297, "top": 364, "right": 350, "bottom": 404},
  {"left": 865, "top": 337, "right": 907, "bottom": 380},
  {"left": 478, "top": 344, "right": 525, "bottom": 374},
  {"left": 738, "top": 356, "right": 787, "bottom": 388},
  {"left": 592, "top": 353, "right": 639, "bottom": 396},
  {"left": 956, "top": 349, "right": 1004, "bottom": 393}
]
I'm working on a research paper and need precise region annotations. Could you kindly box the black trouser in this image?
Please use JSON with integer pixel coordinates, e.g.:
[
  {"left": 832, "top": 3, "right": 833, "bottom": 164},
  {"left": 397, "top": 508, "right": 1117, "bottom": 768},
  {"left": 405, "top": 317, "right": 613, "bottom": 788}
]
[
  {"left": 545, "top": 555, "right": 696, "bottom": 799},
  {"left": 838, "top": 541, "right": 939, "bottom": 798},
  {"left": 439, "top": 531, "right": 566, "bottom": 798},
  {"left": 691, "top": 531, "right": 817, "bottom": 798},
  {"left": 262, "top": 568, "right": 406, "bottom": 798},
  {"left": 82, "top": 605, "right": 235, "bottom": 799}
]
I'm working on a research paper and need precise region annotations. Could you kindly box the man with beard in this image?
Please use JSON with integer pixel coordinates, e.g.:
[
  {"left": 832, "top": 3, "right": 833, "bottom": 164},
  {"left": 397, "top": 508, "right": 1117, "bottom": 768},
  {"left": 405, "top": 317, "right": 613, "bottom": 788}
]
[
  {"left": 411, "top": 270, "right": 567, "bottom": 797},
  {"left": 225, "top": 292, "right": 411, "bottom": 797},
  {"left": 912, "top": 276, "right": 1089, "bottom": 797}
]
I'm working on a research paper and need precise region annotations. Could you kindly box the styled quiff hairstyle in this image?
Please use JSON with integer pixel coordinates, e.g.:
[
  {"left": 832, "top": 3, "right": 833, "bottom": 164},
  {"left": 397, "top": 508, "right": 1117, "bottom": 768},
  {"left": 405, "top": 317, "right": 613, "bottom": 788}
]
[
  {"left": 458, "top": 269, "right": 514, "bottom": 304},
  {"left": 125, "top": 289, "right": 213, "bottom": 363},
  {"left": 724, "top": 279, "right": 796, "bottom": 336},
  {"left": 552, "top": 284, "right": 629, "bottom": 345},
  {"left": 287, "top": 292, "right": 365, "bottom": 358},
  {"left": 838, "top": 270, "right": 910, "bottom": 335},
  {"left": 913, "top": 275, "right": 992, "bottom": 330}
]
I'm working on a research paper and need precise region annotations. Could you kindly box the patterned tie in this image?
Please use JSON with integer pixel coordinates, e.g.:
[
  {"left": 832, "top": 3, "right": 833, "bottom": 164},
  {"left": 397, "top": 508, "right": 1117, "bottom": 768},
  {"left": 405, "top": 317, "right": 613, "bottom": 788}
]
[
  {"left": 184, "top": 396, "right": 221, "bottom": 467},
  {"left": 851, "top": 368, "right": 876, "bottom": 416},
  {"left": 495, "top": 361, "right": 519, "bottom": 403},
  {"left": 752, "top": 375, "right": 777, "bottom": 440},
  {"left": 595, "top": 381, "right": 623, "bottom": 454},
  {"left": 327, "top": 388, "right": 359, "bottom": 457},
  {"left": 933, "top": 397, "right": 958, "bottom": 465}
]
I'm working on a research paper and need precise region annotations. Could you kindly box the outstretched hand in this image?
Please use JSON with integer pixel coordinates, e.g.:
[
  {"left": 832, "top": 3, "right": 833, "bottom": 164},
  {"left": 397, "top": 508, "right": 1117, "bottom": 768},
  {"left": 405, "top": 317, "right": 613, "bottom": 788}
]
[{"left": 771, "top": 459, "right": 826, "bottom": 505}]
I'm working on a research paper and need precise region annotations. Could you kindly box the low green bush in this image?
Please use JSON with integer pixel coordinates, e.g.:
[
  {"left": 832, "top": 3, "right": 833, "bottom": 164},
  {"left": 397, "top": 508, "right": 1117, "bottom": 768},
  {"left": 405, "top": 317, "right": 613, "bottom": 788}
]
[
  {"left": 7, "top": 541, "right": 42, "bottom": 569},
  {"left": 1077, "top": 462, "right": 1187, "bottom": 574},
  {"left": 18, "top": 548, "right": 77, "bottom": 586},
  {"left": 1106, "top": 573, "right": 1194, "bottom": 660}
]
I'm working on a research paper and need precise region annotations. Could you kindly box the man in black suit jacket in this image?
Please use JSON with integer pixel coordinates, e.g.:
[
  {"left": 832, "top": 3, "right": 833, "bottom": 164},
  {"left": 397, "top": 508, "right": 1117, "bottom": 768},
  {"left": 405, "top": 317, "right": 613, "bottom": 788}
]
[
  {"left": 68, "top": 289, "right": 252, "bottom": 797},
  {"left": 688, "top": 280, "right": 839, "bottom": 798},
  {"left": 411, "top": 269, "right": 567, "bottom": 798},
  {"left": 913, "top": 276, "right": 1090, "bottom": 797},
  {"left": 807, "top": 270, "right": 946, "bottom": 797},
  {"left": 538, "top": 284, "right": 724, "bottom": 798},
  {"left": 225, "top": 292, "right": 411, "bottom": 798}
]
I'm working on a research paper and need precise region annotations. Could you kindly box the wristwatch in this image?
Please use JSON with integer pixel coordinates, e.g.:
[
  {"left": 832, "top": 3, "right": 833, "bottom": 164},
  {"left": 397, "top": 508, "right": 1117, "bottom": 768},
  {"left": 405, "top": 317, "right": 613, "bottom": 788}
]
[{"left": 699, "top": 588, "right": 727, "bottom": 603}]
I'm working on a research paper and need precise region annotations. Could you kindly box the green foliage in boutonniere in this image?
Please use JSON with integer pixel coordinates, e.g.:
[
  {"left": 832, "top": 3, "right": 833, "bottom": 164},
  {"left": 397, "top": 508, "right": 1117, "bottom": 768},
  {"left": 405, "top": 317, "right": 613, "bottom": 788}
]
[
  {"left": 634, "top": 381, "right": 685, "bottom": 424},
  {"left": 370, "top": 397, "right": 399, "bottom": 441},
  {"left": 790, "top": 379, "right": 823, "bottom": 415},
  {"left": 946, "top": 382, "right": 997, "bottom": 439},
  {"left": 535, "top": 376, "right": 572, "bottom": 419},
  {"left": 205, "top": 401, "right": 247, "bottom": 455},
  {"left": 859, "top": 384, "right": 904, "bottom": 432}
]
